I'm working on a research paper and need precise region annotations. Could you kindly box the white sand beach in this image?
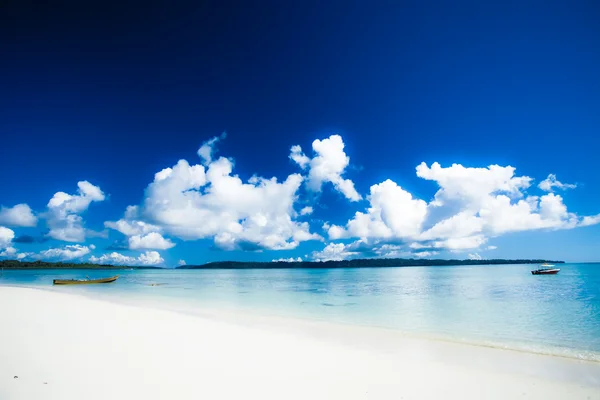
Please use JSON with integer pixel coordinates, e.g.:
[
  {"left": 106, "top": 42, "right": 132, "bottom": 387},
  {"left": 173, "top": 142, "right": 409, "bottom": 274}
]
[{"left": 1, "top": 286, "right": 599, "bottom": 400}]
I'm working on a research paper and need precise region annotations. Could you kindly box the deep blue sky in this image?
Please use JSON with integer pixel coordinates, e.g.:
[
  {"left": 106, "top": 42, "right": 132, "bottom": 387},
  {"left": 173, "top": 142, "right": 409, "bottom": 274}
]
[{"left": 1, "top": 1, "right": 600, "bottom": 265}]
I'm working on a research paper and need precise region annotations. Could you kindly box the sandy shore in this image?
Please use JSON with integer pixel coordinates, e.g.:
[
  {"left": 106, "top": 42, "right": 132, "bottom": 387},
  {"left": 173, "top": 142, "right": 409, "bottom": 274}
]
[{"left": 1, "top": 287, "right": 599, "bottom": 399}]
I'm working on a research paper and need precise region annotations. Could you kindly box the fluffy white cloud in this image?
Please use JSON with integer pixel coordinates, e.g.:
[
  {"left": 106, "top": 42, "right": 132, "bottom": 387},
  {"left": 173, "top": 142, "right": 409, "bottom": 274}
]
[
  {"left": 326, "top": 161, "right": 598, "bottom": 254},
  {"left": 468, "top": 253, "right": 483, "bottom": 260},
  {"left": 0, "top": 246, "right": 17, "bottom": 257},
  {"left": 290, "top": 135, "right": 361, "bottom": 201},
  {"left": 369, "top": 243, "right": 406, "bottom": 258},
  {"left": 580, "top": 214, "right": 600, "bottom": 227},
  {"left": 538, "top": 174, "right": 576, "bottom": 192},
  {"left": 414, "top": 251, "right": 439, "bottom": 258},
  {"left": 138, "top": 136, "right": 321, "bottom": 251},
  {"left": 289, "top": 145, "right": 310, "bottom": 169},
  {"left": 0, "top": 232, "right": 30, "bottom": 259},
  {"left": 416, "top": 162, "right": 532, "bottom": 207},
  {"left": 0, "top": 204, "right": 37, "bottom": 227},
  {"left": 0, "top": 226, "right": 15, "bottom": 249},
  {"left": 89, "top": 251, "right": 164, "bottom": 266},
  {"left": 327, "top": 179, "right": 427, "bottom": 240},
  {"left": 432, "top": 235, "right": 488, "bottom": 250},
  {"left": 105, "top": 205, "right": 163, "bottom": 239},
  {"left": 128, "top": 232, "right": 175, "bottom": 250},
  {"left": 39, "top": 244, "right": 94, "bottom": 261},
  {"left": 197, "top": 132, "right": 227, "bottom": 165},
  {"left": 299, "top": 206, "right": 313, "bottom": 216},
  {"left": 272, "top": 257, "right": 302, "bottom": 262},
  {"left": 46, "top": 181, "right": 105, "bottom": 242},
  {"left": 177, "top": 259, "right": 186, "bottom": 266},
  {"left": 312, "top": 242, "right": 359, "bottom": 262}
]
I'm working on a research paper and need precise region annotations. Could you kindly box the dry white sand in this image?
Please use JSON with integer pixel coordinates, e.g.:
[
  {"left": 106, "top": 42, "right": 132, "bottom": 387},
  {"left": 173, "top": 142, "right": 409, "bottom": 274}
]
[{"left": 1, "top": 286, "right": 599, "bottom": 400}]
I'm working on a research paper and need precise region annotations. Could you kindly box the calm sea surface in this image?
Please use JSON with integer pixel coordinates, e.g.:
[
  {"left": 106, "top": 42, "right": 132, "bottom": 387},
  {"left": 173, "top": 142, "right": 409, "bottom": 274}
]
[{"left": 2, "top": 263, "right": 599, "bottom": 361}]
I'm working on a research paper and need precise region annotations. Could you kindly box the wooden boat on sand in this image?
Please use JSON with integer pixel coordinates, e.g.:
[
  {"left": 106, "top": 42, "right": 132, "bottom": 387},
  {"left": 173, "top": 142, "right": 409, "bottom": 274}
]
[{"left": 53, "top": 275, "right": 119, "bottom": 285}]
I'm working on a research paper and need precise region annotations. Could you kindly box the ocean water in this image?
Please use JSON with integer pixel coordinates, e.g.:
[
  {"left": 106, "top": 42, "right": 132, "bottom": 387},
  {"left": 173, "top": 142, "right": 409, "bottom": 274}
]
[{"left": 2, "top": 263, "right": 599, "bottom": 361}]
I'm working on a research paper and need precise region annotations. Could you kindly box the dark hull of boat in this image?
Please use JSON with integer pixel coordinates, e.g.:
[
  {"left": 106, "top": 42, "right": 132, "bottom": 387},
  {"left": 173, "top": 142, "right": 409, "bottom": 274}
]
[
  {"left": 53, "top": 275, "right": 119, "bottom": 285},
  {"left": 531, "top": 269, "right": 560, "bottom": 275}
]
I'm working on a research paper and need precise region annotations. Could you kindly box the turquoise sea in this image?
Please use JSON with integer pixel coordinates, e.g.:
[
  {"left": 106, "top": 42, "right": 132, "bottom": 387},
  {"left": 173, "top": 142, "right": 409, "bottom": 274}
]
[{"left": 2, "top": 263, "right": 599, "bottom": 361}]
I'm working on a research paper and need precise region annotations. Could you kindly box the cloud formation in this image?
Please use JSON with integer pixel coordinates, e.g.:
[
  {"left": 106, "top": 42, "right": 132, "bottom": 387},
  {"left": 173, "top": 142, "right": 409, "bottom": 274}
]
[
  {"left": 2, "top": 133, "right": 600, "bottom": 264},
  {"left": 312, "top": 242, "right": 359, "bottom": 262},
  {"left": 89, "top": 251, "right": 164, "bottom": 266},
  {"left": 39, "top": 244, "right": 95, "bottom": 261},
  {"left": 197, "top": 132, "right": 227, "bottom": 165},
  {"left": 538, "top": 174, "right": 577, "bottom": 192},
  {"left": 0, "top": 204, "right": 37, "bottom": 227},
  {"left": 0, "top": 226, "right": 15, "bottom": 250},
  {"left": 290, "top": 135, "right": 361, "bottom": 201},
  {"left": 128, "top": 232, "right": 175, "bottom": 250},
  {"left": 323, "top": 161, "right": 598, "bottom": 257},
  {"left": 272, "top": 257, "right": 303, "bottom": 262},
  {"left": 128, "top": 135, "right": 322, "bottom": 251},
  {"left": 46, "top": 181, "right": 105, "bottom": 242},
  {"left": 327, "top": 179, "right": 427, "bottom": 240}
]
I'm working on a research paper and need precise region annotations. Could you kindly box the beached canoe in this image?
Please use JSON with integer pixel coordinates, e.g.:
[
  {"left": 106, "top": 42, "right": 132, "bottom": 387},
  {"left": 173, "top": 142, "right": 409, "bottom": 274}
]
[{"left": 53, "top": 275, "right": 119, "bottom": 285}]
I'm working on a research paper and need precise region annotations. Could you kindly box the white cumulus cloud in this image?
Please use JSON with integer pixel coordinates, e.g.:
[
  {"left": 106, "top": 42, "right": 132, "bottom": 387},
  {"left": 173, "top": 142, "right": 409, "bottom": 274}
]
[
  {"left": 289, "top": 145, "right": 310, "bottom": 169},
  {"left": 0, "top": 246, "right": 17, "bottom": 258},
  {"left": 325, "top": 161, "right": 598, "bottom": 255},
  {"left": 0, "top": 226, "right": 15, "bottom": 249},
  {"left": 299, "top": 206, "right": 313, "bottom": 216},
  {"left": 414, "top": 251, "right": 439, "bottom": 258},
  {"left": 312, "top": 242, "right": 359, "bottom": 262},
  {"left": 272, "top": 257, "right": 303, "bottom": 262},
  {"left": 39, "top": 244, "right": 93, "bottom": 261},
  {"left": 137, "top": 135, "right": 321, "bottom": 251},
  {"left": 580, "top": 214, "right": 600, "bottom": 227},
  {"left": 538, "top": 174, "right": 576, "bottom": 192},
  {"left": 89, "top": 251, "right": 164, "bottom": 266},
  {"left": 197, "top": 132, "right": 227, "bottom": 165},
  {"left": 45, "top": 181, "right": 105, "bottom": 242},
  {"left": 128, "top": 232, "right": 175, "bottom": 250},
  {"left": 290, "top": 134, "right": 361, "bottom": 201},
  {"left": 105, "top": 205, "right": 163, "bottom": 238},
  {"left": 0, "top": 204, "right": 38, "bottom": 227},
  {"left": 326, "top": 179, "right": 427, "bottom": 240}
]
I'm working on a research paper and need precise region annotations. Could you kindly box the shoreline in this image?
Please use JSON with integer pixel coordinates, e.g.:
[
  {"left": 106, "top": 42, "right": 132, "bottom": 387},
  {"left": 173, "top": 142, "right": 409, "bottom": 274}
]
[
  {"left": 2, "top": 282, "right": 600, "bottom": 364},
  {"left": 1, "top": 286, "right": 600, "bottom": 399}
]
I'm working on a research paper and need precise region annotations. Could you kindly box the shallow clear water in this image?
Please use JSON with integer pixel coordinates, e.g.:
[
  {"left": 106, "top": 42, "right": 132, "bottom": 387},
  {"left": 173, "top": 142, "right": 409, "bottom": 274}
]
[{"left": 2, "top": 263, "right": 599, "bottom": 360}]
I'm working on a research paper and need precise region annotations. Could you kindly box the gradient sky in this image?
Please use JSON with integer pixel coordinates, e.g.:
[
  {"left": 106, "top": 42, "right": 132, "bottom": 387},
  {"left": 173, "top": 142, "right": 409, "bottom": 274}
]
[{"left": 1, "top": 1, "right": 600, "bottom": 266}]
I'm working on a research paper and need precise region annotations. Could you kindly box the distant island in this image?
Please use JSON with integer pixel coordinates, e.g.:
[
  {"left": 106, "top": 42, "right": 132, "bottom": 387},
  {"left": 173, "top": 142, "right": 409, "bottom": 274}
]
[
  {"left": 0, "top": 260, "right": 162, "bottom": 270},
  {"left": 177, "top": 258, "right": 564, "bottom": 269},
  {"left": 0, "top": 258, "right": 564, "bottom": 270}
]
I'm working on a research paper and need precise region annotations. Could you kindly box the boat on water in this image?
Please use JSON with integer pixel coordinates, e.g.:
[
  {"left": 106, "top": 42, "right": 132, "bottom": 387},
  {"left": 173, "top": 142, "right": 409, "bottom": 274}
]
[
  {"left": 531, "top": 264, "right": 560, "bottom": 275},
  {"left": 53, "top": 275, "right": 119, "bottom": 285}
]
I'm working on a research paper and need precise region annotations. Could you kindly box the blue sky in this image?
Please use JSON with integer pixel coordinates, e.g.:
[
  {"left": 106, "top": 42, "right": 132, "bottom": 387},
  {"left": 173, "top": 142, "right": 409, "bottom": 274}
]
[{"left": 1, "top": 1, "right": 600, "bottom": 266}]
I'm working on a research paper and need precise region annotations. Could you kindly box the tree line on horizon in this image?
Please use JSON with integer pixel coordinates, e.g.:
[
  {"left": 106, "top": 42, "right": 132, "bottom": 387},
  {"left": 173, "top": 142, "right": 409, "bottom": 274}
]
[
  {"left": 0, "top": 258, "right": 564, "bottom": 270},
  {"left": 180, "top": 258, "right": 564, "bottom": 269}
]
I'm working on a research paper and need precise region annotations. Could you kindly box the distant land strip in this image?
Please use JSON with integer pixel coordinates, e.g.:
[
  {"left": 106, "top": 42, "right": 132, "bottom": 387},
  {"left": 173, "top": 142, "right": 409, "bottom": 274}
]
[
  {"left": 0, "top": 258, "right": 564, "bottom": 270},
  {"left": 0, "top": 260, "right": 160, "bottom": 270},
  {"left": 178, "top": 259, "right": 565, "bottom": 269}
]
